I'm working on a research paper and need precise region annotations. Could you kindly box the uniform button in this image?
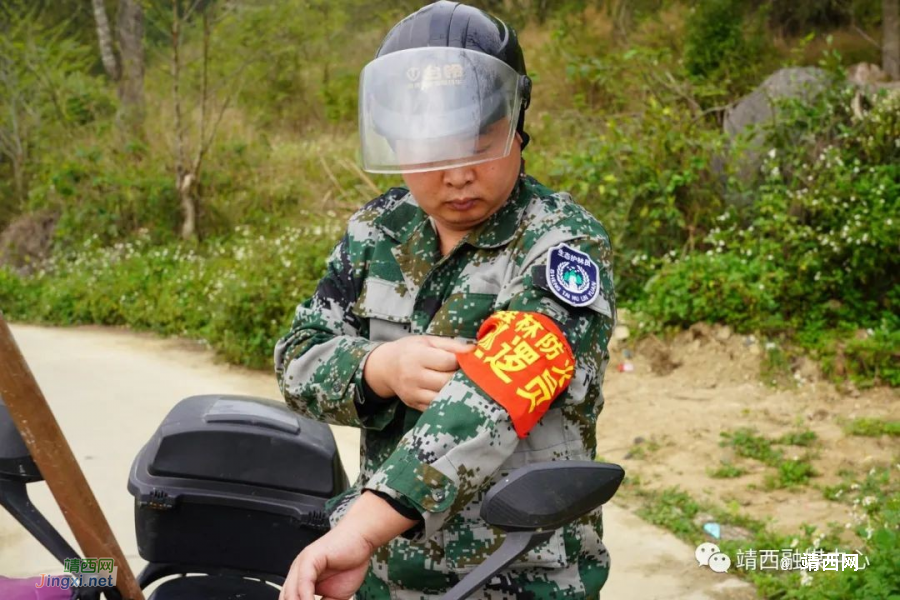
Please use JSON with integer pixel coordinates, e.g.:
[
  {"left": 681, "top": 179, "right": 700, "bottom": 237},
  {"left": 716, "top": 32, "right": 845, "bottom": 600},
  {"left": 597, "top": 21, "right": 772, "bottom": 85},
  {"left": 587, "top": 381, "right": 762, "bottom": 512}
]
[
  {"left": 432, "top": 489, "right": 445, "bottom": 502},
  {"left": 332, "top": 381, "right": 343, "bottom": 393}
]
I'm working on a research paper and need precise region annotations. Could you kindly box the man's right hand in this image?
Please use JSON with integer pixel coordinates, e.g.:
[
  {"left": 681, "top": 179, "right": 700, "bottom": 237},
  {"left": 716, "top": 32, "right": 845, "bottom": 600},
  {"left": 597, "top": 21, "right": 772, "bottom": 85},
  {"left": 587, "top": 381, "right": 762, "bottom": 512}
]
[{"left": 363, "top": 336, "right": 475, "bottom": 412}]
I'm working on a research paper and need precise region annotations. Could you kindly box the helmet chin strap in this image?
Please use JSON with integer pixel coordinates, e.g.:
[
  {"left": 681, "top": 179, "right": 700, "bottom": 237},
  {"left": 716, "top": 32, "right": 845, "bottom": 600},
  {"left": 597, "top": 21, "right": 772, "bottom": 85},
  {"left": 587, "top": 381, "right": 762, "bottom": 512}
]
[{"left": 516, "top": 113, "right": 530, "bottom": 151}]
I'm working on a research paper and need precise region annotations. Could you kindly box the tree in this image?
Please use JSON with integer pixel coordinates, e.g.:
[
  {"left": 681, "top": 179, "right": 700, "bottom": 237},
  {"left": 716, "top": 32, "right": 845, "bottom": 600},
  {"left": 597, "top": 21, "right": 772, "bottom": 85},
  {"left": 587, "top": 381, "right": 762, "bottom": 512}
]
[
  {"left": 885, "top": 0, "right": 899, "bottom": 79},
  {"left": 0, "top": 3, "right": 93, "bottom": 206},
  {"left": 91, "top": 0, "right": 119, "bottom": 80},
  {"left": 170, "top": 1, "right": 240, "bottom": 241},
  {"left": 89, "top": 0, "right": 144, "bottom": 133},
  {"left": 116, "top": 0, "right": 145, "bottom": 131}
]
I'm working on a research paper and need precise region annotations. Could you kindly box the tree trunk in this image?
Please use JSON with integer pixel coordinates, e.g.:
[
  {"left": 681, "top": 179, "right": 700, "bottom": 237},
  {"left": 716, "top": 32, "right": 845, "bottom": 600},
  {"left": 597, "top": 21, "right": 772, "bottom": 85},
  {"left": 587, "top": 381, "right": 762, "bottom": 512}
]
[
  {"left": 178, "top": 172, "right": 198, "bottom": 241},
  {"left": 90, "top": 0, "right": 119, "bottom": 80},
  {"left": 885, "top": 0, "right": 900, "bottom": 80},
  {"left": 11, "top": 150, "right": 26, "bottom": 206},
  {"left": 172, "top": 2, "right": 196, "bottom": 242},
  {"left": 116, "top": 0, "right": 145, "bottom": 132}
]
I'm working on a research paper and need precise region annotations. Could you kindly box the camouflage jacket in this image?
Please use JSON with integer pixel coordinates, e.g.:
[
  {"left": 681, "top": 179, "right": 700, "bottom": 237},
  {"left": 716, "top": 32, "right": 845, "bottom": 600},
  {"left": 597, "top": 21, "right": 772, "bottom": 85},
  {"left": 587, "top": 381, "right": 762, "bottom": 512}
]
[{"left": 274, "top": 174, "right": 616, "bottom": 599}]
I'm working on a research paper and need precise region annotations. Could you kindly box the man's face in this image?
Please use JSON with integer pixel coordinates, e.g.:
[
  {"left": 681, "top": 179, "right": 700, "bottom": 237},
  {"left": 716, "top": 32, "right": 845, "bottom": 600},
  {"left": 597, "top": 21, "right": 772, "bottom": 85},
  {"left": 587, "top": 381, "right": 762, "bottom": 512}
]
[{"left": 400, "top": 126, "right": 522, "bottom": 234}]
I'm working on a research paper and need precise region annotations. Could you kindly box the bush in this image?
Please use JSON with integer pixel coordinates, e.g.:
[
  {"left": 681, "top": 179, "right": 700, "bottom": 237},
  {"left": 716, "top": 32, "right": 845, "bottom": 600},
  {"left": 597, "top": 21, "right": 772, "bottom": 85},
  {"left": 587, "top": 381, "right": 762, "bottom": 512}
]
[
  {"left": 683, "top": 0, "right": 771, "bottom": 96},
  {"left": 28, "top": 149, "right": 181, "bottom": 249},
  {"left": 0, "top": 223, "right": 339, "bottom": 369},
  {"left": 635, "top": 83, "right": 900, "bottom": 386},
  {"left": 548, "top": 43, "right": 733, "bottom": 300}
]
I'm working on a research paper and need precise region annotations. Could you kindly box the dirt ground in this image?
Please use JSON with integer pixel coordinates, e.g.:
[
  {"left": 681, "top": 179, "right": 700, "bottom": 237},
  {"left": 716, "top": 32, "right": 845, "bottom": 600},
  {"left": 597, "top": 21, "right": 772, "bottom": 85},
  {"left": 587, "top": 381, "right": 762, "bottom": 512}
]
[{"left": 598, "top": 319, "right": 898, "bottom": 541}]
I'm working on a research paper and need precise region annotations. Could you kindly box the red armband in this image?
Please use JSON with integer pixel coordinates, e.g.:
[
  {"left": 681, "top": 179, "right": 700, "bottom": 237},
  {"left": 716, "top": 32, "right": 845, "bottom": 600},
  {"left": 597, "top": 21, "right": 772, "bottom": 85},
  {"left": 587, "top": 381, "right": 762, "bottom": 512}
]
[{"left": 457, "top": 311, "right": 575, "bottom": 438}]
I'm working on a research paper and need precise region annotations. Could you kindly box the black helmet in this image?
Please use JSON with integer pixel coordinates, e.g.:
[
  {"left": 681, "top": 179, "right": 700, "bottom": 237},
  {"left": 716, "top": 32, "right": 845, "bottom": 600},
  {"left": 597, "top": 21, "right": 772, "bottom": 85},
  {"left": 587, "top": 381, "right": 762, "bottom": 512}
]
[{"left": 376, "top": 1, "right": 531, "bottom": 148}]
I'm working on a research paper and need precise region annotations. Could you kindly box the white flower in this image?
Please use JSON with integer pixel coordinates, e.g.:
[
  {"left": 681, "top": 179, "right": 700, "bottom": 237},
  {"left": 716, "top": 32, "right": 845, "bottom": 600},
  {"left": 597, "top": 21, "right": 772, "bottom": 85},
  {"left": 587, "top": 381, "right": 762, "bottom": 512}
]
[
  {"left": 768, "top": 148, "right": 777, "bottom": 159},
  {"left": 800, "top": 571, "right": 813, "bottom": 586}
]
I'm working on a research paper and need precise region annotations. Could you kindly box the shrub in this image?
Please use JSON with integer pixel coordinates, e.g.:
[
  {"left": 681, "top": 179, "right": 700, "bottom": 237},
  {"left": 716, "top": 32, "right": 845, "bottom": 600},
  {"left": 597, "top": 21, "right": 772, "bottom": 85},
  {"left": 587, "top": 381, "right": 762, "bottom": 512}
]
[
  {"left": 635, "top": 84, "right": 900, "bottom": 386},
  {"left": 0, "top": 223, "right": 339, "bottom": 369}
]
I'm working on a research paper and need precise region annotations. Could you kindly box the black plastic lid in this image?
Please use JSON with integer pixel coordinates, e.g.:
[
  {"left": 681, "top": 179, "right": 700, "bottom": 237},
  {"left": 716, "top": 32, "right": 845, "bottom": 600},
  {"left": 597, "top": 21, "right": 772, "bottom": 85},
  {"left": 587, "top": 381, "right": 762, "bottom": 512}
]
[{"left": 128, "top": 395, "right": 345, "bottom": 512}]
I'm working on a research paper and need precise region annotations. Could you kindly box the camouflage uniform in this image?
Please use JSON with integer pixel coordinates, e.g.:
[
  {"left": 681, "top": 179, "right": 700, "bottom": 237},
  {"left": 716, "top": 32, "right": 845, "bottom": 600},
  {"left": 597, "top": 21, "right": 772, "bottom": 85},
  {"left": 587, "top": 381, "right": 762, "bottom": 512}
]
[{"left": 274, "top": 173, "right": 616, "bottom": 599}]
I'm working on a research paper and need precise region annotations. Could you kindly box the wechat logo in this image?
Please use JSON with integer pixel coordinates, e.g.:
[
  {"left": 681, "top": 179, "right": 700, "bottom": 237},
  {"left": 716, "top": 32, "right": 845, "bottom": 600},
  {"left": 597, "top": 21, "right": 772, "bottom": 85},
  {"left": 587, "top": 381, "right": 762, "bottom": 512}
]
[{"left": 696, "top": 542, "right": 731, "bottom": 574}]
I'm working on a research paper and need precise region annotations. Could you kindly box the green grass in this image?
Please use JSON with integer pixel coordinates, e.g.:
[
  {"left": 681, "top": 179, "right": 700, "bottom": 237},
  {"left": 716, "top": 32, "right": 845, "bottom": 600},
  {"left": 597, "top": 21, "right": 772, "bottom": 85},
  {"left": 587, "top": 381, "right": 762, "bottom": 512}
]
[
  {"left": 843, "top": 418, "right": 900, "bottom": 438},
  {"left": 765, "top": 456, "right": 818, "bottom": 489},
  {"left": 625, "top": 438, "right": 661, "bottom": 460},
  {"left": 720, "top": 428, "right": 820, "bottom": 489},
  {"left": 777, "top": 430, "right": 818, "bottom": 447},
  {"left": 709, "top": 460, "right": 747, "bottom": 479},
  {"left": 721, "top": 428, "right": 784, "bottom": 465}
]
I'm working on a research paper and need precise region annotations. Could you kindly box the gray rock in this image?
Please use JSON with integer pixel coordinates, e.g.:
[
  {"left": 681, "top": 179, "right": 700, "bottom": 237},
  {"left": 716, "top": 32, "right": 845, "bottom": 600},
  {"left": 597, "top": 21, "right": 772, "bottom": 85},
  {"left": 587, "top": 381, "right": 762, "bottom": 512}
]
[
  {"left": 723, "top": 67, "right": 833, "bottom": 191},
  {"left": 0, "top": 209, "right": 58, "bottom": 274},
  {"left": 725, "top": 67, "right": 831, "bottom": 137}
]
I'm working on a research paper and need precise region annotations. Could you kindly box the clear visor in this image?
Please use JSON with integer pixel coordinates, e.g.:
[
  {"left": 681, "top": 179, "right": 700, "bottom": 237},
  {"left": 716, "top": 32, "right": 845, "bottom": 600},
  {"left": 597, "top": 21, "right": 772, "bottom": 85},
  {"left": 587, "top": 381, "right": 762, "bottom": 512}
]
[{"left": 359, "top": 47, "right": 524, "bottom": 174}]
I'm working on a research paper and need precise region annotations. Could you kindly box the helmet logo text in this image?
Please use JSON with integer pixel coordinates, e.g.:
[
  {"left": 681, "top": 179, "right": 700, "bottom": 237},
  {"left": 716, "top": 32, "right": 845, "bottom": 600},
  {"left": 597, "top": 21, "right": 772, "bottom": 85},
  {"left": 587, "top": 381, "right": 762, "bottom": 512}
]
[{"left": 407, "top": 63, "right": 465, "bottom": 90}]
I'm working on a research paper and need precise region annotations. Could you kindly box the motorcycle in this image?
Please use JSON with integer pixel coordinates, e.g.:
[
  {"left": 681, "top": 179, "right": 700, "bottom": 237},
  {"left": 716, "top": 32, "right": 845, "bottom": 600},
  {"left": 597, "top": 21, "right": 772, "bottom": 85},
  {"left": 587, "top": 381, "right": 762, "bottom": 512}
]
[{"left": 1, "top": 394, "right": 624, "bottom": 600}]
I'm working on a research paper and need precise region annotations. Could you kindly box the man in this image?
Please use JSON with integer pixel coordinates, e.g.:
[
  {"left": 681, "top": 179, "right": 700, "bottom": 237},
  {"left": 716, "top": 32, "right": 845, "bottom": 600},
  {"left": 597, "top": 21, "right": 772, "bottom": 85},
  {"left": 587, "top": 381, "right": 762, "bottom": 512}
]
[{"left": 274, "top": 2, "right": 616, "bottom": 598}]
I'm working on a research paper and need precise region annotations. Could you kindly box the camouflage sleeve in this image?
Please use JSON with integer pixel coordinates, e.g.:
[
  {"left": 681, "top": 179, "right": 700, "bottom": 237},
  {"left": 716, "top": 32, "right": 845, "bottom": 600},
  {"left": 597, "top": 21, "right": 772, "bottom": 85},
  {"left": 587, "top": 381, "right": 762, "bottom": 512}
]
[
  {"left": 363, "top": 231, "right": 615, "bottom": 539},
  {"left": 274, "top": 232, "right": 399, "bottom": 430}
]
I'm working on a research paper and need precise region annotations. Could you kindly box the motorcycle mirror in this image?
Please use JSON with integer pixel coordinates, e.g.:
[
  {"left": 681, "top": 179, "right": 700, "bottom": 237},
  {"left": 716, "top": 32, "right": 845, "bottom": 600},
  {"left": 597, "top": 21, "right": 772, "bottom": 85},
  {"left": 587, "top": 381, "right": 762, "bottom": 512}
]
[
  {"left": 442, "top": 461, "right": 625, "bottom": 600},
  {"left": 481, "top": 461, "right": 625, "bottom": 531},
  {"left": 0, "top": 397, "right": 82, "bottom": 569},
  {"left": 0, "top": 397, "right": 42, "bottom": 482}
]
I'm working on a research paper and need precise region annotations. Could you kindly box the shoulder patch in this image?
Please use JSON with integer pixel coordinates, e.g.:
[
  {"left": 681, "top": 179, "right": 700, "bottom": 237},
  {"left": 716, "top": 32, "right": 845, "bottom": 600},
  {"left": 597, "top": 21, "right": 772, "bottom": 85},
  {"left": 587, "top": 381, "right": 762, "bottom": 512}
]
[{"left": 545, "top": 243, "right": 601, "bottom": 308}]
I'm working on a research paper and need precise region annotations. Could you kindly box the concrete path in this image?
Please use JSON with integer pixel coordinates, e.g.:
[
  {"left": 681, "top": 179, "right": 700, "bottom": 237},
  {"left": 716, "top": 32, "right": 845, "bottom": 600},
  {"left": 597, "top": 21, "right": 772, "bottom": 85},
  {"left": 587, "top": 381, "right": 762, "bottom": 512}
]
[{"left": 0, "top": 324, "right": 755, "bottom": 599}]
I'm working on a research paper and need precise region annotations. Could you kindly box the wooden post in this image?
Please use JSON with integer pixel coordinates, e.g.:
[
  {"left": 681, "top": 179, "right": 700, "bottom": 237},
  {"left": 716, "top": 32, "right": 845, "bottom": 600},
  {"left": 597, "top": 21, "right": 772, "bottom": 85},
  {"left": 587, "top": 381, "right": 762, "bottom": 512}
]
[{"left": 0, "top": 315, "right": 144, "bottom": 600}]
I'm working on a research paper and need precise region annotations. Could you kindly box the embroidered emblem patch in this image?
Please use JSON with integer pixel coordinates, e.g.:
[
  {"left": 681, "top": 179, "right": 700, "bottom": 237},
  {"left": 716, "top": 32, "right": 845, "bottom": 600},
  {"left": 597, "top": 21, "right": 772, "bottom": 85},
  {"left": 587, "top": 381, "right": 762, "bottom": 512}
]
[
  {"left": 457, "top": 311, "right": 575, "bottom": 438},
  {"left": 545, "top": 243, "right": 600, "bottom": 307}
]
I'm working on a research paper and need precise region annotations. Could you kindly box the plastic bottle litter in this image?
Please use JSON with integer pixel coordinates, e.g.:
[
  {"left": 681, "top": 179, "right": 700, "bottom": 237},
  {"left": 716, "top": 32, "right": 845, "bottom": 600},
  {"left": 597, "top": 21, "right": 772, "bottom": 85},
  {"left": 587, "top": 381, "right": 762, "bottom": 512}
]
[
  {"left": 617, "top": 362, "right": 634, "bottom": 373},
  {"left": 703, "top": 522, "right": 722, "bottom": 540}
]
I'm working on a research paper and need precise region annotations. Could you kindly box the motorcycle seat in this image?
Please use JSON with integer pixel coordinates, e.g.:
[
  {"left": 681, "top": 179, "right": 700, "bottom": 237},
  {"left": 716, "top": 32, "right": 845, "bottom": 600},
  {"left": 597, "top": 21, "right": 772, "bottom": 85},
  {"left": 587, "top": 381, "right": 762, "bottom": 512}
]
[{"left": 148, "top": 575, "right": 280, "bottom": 600}]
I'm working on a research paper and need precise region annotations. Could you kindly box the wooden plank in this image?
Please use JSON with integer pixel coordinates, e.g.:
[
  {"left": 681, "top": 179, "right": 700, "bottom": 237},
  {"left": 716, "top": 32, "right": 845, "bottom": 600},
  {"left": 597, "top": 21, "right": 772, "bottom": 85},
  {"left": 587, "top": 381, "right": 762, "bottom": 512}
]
[{"left": 0, "top": 315, "right": 144, "bottom": 600}]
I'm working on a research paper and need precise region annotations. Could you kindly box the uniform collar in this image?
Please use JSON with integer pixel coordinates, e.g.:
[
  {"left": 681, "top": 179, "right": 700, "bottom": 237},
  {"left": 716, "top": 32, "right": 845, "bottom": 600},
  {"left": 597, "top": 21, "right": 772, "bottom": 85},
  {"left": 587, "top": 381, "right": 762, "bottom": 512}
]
[
  {"left": 374, "top": 175, "right": 531, "bottom": 249},
  {"left": 374, "top": 193, "right": 427, "bottom": 243}
]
